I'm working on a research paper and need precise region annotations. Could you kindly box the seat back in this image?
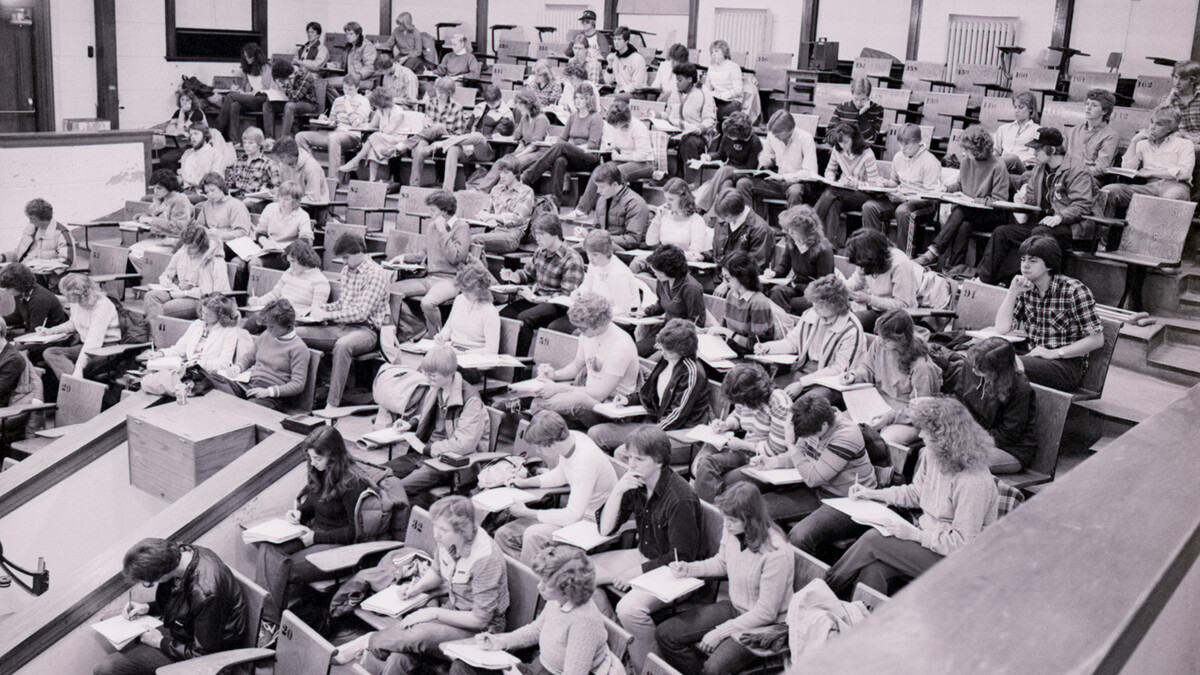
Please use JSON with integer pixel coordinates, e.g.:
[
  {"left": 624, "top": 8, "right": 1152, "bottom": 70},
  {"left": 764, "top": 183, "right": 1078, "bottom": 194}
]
[
  {"left": 699, "top": 500, "right": 724, "bottom": 558},
  {"left": 605, "top": 616, "right": 635, "bottom": 668},
  {"left": 346, "top": 180, "right": 389, "bottom": 229},
  {"left": 790, "top": 113, "right": 819, "bottom": 139},
  {"left": 275, "top": 609, "right": 334, "bottom": 675},
  {"left": 1077, "top": 317, "right": 1122, "bottom": 400},
  {"left": 703, "top": 294, "right": 727, "bottom": 326},
  {"left": 455, "top": 190, "right": 493, "bottom": 219},
  {"left": 504, "top": 556, "right": 543, "bottom": 630},
  {"left": 231, "top": 568, "right": 269, "bottom": 648},
  {"left": 247, "top": 264, "right": 286, "bottom": 300},
  {"left": 496, "top": 39, "right": 530, "bottom": 64},
  {"left": 754, "top": 52, "right": 793, "bottom": 92},
  {"left": 1067, "top": 71, "right": 1118, "bottom": 101},
  {"left": 949, "top": 64, "right": 1000, "bottom": 107},
  {"left": 1010, "top": 67, "right": 1059, "bottom": 97},
  {"left": 901, "top": 61, "right": 945, "bottom": 103},
  {"left": 851, "top": 56, "right": 892, "bottom": 81},
  {"left": 953, "top": 280, "right": 1008, "bottom": 331},
  {"left": 531, "top": 329, "right": 579, "bottom": 369},
  {"left": 851, "top": 582, "right": 888, "bottom": 611},
  {"left": 396, "top": 186, "right": 439, "bottom": 233},
  {"left": 1110, "top": 106, "right": 1152, "bottom": 149},
  {"left": 140, "top": 250, "right": 175, "bottom": 287},
  {"left": 150, "top": 316, "right": 193, "bottom": 349},
  {"left": 869, "top": 88, "right": 911, "bottom": 128},
  {"left": 919, "top": 92, "right": 969, "bottom": 139},
  {"left": 792, "top": 546, "right": 831, "bottom": 590},
  {"left": 56, "top": 375, "right": 107, "bottom": 426},
  {"left": 385, "top": 229, "right": 424, "bottom": 260},
  {"left": 536, "top": 41, "right": 568, "bottom": 59},
  {"left": 1041, "top": 101, "right": 1087, "bottom": 132},
  {"left": 491, "top": 63, "right": 526, "bottom": 87},
  {"left": 643, "top": 653, "right": 685, "bottom": 675},
  {"left": 1029, "top": 383, "right": 1073, "bottom": 479},
  {"left": 453, "top": 85, "right": 478, "bottom": 108},
  {"left": 1114, "top": 193, "right": 1198, "bottom": 267},
  {"left": 322, "top": 222, "right": 367, "bottom": 269},
  {"left": 498, "top": 318, "right": 523, "bottom": 356},
  {"left": 212, "top": 74, "right": 242, "bottom": 90},
  {"left": 486, "top": 406, "right": 503, "bottom": 453},
  {"left": 405, "top": 505, "right": 437, "bottom": 555},
  {"left": 979, "top": 97, "right": 1016, "bottom": 133},
  {"left": 297, "top": 349, "right": 322, "bottom": 412},
  {"left": 1132, "top": 75, "right": 1172, "bottom": 109},
  {"left": 630, "top": 98, "right": 667, "bottom": 120},
  {"left": 811, "top": 83, "right": 852, "bottom": 127}
]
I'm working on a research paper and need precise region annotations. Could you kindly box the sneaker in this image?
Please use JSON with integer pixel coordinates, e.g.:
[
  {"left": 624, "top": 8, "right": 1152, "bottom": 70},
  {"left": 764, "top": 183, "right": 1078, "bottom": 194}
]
[
  {"left": 912, "top": 248, "right": 938, "bottom": 267},
  {"left": 257, "top": 621, "right": 280, "bottom": 649},
  {"left": 332, "top": 632, "right": 374, "bottom": 665}
]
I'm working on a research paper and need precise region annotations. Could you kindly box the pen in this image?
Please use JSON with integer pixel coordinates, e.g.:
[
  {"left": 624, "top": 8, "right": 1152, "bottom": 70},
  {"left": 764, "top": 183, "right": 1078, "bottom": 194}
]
[{"left": 673, "top": 548, "right": 679, "bottom": 564}]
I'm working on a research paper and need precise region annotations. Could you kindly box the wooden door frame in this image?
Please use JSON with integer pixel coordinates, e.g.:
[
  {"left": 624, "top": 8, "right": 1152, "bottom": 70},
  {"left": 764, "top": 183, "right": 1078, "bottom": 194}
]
[
  {"left": 95, "top": 0, "right": 118, "bottom": 128},
  {"left": 10, "top": 0, "right": 56, "bottom": 131}
]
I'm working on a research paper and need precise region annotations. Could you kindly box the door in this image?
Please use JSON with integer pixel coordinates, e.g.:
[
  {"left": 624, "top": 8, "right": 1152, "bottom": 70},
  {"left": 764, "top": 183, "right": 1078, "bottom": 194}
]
[{"left": 0, "top": 7, "right": 39, "bottom": 132}]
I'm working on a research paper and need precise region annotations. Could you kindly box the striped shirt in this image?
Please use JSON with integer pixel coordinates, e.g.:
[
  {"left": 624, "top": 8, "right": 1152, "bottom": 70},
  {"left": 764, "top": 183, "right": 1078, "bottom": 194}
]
[
  {"left": 830, "top": 101, "right": 885, "bottom": 144},
  {"left": 765, "top": 412, "right": 875, "bottom": 497},
  {"left": 728, "top": 389, "right": 793, "bottom": 457},
  {"left": 722, "top": 289, "right": 775, "bottom": 350},
  {"left": 824, "top": 148, "right": 879, "bottom": 185},
  {"left": 439, "top": 529, "right": 509, "bottom": 633},
  {"left": 325, "top": 258, "right": 391, "bottom": 329},
  {"left": 258, "top": 266, "right": 330, "bottom": 316},
  {"left": 762, "top": 310, "right": 865, "bottom": 381}
]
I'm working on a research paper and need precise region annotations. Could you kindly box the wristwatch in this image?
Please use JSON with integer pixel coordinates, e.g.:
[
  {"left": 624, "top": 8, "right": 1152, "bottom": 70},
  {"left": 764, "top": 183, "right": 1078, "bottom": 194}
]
[{"left": 1055, "top": 348, "right": 1065, "bottom": 359}]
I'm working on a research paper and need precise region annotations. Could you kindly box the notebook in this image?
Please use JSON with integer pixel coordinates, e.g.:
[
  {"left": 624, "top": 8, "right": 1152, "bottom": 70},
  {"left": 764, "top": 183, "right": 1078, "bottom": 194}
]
[
  {"left": 225, "top": 236, "right": 265, "bottom": 261},
  {"left": 440, "top": 640, "right": 521, "bottom": 669},
  {"left": 741, "top": 467, "right": 806, "bottom": 486},
  {"left": 680, "top": 424, "right": 735, "bottom": 448},
  {"left": 92, "top": 615, "right": 164, "bottom": 650},
  {"left": 592, "top": 403, "right": 648, "bottom": 419},
  {"left": 805, "top": 375, "right": 873, "bottom": 393},
  {"left": 822, "top": 497, "right": 911, "bottom": 533},
  {"left": 629, "top": 565, "right": 704, "bottom": 603},
  {"left": 842, "top": 387, "right": 894, "bottom": 424},
  {"left": 360, "top": 587, "right": 432, "bottom": 618},
  {"left": 472, "top": 487, "right": 539, "bottom": 513},
  {"left": 696, "top": 334, "right": 737, "bottom": 365},
  {"left": 552, "top": 521, "right": 617, "bottom": 551},
  {"left": 241, "top": 518, "right": 311, "bottom": 544}
]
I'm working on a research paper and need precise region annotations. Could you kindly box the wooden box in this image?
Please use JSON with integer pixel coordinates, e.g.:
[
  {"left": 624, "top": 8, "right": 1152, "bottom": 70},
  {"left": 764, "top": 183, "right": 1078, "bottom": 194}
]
[{"left": 127, "top": 401, "right": 258, "bottom": 501}]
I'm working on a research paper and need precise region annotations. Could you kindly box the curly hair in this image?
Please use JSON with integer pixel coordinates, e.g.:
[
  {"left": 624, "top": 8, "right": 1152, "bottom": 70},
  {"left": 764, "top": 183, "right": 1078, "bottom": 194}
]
[
  {"left": 531, "top": 544, "right": 596, "bottom": 606},
  {"left": 722, "top": 251, "right": 761, "bottom": 292},
  {"left": 123, "top": 539, "right": 182, "bottom": 584},
  {"left": 429, "top": 495, "right": 478, "bottom": 545},
  {"left": 563, "top": 62, "right": 588, "bottom": 81},
  {"left": 149, "top": 169, "right": 183, "bottom": 193},
  {"left": 605, "top": 101, "right": 632, "bottom": 126},
  {"left": 369, "top": 87, "right": 394, "bottom": 110},
  {"left": 260, "top": 298, "right": 296, "bottom": 331},
  {"left": 779, "top": 205, "right": 830, "bottom": 252},
  {"left": 721, "top": 111, "right": 753, "bottom": 140},
  {"left": 1085, "top": 88, "right": 1116, "bottom": 121},
  {"left": 661, "top": 178, "right": 699, "bottom": 217},
  {"left": 709, "top": 40, "right": 732, "bottom": 60},
  {"left": 286, "top": 239, "right": 321, "bottom": 268},
  {"left": 566, "top": 292, "right": 613, "bottom": 332},
  {"left": 846, "top": 229, "right": 892, "bottom": 276},
  {"left": 58, "top": 273, "right": 102, "bottom": 308},
  {"left": 673, "top": 62, "right": 699, "bottom": 85},
  {"left": 715, "top": 482, "right": 781, "bottom": 554},
  {"left": 646, "top": 244, "right": 688, "bottom": 279},
  {"left": 426, "top": 190, "right": 458, "bottom": 216},
  {"left": 906, "top": 396, "right": 994, "bottom": 475},
  {"left": 514, "top": 88, "right": 543, "bottom": 117},
  {"left": 301, "top": 426, "right": 367, "bottom": 503},
  {"left": 179, "top": 225, "right": 211, "bottom": 254},
  {"left": 803, "top": 274, "right": 851, "bottom": 316},
  {"left": 24, "top": 198, "right": 53, "bottom": 223},
  {"left": 455, "top": 261, "right": 494, "bottom": 303},
  {"left": 200, "top": 293, "right": 239, "bottom": 327},
  {"left": 0, "top": 264, "right": 37, "bottom": 294},
  {"left": 875, "top": 308, "right": 928, "bottom": 375},
  {"left": 957, "top": 125, "right": 994, "bottom": 161},
  {"left": 272, "top": 57, "right": 296, "bottom": 81},
  {"left": 655, "top": 318, "right": 698, "bottom": 358},
  {"left": 573, "top": 82, "right": 598, "bottom": 113},
  {"left": 966, "top": 337, "right": 1019, "bottom": 404},
  {"left": 722, "top": 363, "right": 772, "bottom": 408}
]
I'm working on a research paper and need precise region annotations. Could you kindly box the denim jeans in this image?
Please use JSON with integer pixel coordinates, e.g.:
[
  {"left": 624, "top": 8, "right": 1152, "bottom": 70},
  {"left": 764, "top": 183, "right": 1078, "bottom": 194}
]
[{"left": 296, "top": 324, "right": 378, "bottom": 407}]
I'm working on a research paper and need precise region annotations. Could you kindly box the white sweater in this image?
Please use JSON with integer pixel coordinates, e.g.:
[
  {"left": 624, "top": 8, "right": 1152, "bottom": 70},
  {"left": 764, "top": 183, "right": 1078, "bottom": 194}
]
[
  {"left": 534, "top": 431, "right": 618, "bottom": 526},
  {"left": 161, "top": 321, "right": 242, "bottom": 372},
  {"left": 577, "top": 257, "right": 641, "bottom": 317},
  {"left": 437, "top": 296, "right": 500, "bottom": 354}
]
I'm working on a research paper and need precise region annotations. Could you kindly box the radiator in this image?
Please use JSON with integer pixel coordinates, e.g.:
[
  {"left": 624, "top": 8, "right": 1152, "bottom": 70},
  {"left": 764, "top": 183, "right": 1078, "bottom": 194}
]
[
  {"left": 713, "top": 8, "right": 771, "bottom": 66},
  {"left": 544, "top": 4, "right": 588, "bottom": 38},
  {"left": 945, "top": 14, "right": 1018, "bottom": 71}
]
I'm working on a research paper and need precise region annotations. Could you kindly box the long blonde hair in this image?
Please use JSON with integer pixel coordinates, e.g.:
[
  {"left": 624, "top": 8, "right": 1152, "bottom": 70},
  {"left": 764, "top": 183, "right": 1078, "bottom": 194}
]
[{"left": 906, "top": 397, "right": 994, "bottom": 475}]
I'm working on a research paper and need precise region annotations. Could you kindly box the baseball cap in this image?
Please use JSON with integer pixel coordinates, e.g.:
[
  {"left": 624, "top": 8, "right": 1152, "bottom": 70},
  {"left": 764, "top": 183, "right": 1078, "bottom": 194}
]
[
  {"left": 1026, "top": 127, "right": 1064, "bottom": 150},
  {"left": 579, "top": 10, "right": 597, "bottom": 22}
]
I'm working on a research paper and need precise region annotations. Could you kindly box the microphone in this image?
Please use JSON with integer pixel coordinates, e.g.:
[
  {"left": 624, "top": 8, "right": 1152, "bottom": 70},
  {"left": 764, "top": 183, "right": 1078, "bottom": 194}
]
[{"left": 0, "top": 539, "right": 49, "bottom": 596}]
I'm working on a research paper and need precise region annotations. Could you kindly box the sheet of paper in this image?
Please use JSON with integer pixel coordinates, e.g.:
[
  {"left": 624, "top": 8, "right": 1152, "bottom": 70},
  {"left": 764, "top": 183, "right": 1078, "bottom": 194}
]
[
  {"left": 805, "top": 375, "right": 873, "bottom": 393},
  {"left": 359, "top": 427, "right": 408, "bottom": 447},
  {"left": 682, "top": 424, "right": 734, "bottom": 448},
  {"left": 696, "top": 334, "right": 737, "bottom": 365},
  {"left": 629, "top": 565, "right": 705, "bottom": 603},
  {"left": 592, "top": 403, "right": 647, "bottom": 419},
  {"left": 472, "top": 487, "right": 539, "bottom": 513},
  {"left": 822, "top": 497, "right": 912, "bottom": 533},
  {"left": 360, "top": 587, "right": 431, "bottom": 618},
  {"left": 440, "top": 640, "right": 521, "bottom": 669},
  {"left": 225, "top": 236, "right": 264, "bottom": 260},
  {"left": 842, "top": 387, "right": 895, "bottom": 424},
  {"left": 552, "top": 521, "right": 617, "bottom": 551},
  {"left": 14, "top": 332, "right": 68, "bottom": 345},
  {"left": 507, "top": 379, "right": 547, "bottom": 397},
  {"left": 457, "top": 353, "right": 524, "bottom": 369},
  {"left": 647, "top": 118, "right": 682, "bottom": 133},
  {"left": 400, "top": 338, "right": 439, "bottom": 354},
  {"left": 748, "top": 353, "right": 800, "bottom": 366},
  {"left": 92, "top": 615, "right": 164, "bottom": 650},
  {"left": 228, "top": 369, "right": 252, "bottom": 383},
  {"left": 741, "top": 467, "right": 806, "bottom": 486},
  {"left": 614, "top": 315, "right": 665, "bottom": 327},
  {"left": 146, "top": 356, "right": 183, "bottom": 371},
  {"left": 241, "top": 518, "right": 311, "bottom": 544}
]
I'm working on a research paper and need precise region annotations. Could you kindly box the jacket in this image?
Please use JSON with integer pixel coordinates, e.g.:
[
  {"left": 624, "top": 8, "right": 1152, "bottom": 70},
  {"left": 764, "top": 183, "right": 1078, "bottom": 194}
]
[
  {"left": 1016, "top": 161, "right": 1096, "bottom": 238},
  {"left": 151, "top": 545, "right": 250, "bottom": 661},
  {"left": 412, "top": 374, "right": 490, "bottom": 456},
  {"left": 709, "top": 209, "right": 775, "bottom": 264},
  {"left": 595, "top": 186, "right": 650, "bottom": 250},
  {"left": 6, "top": 220, "right": 74, "bottom": 268},
  {"left": 630, "top": 356, "right": 710, "bottom": 431},
  {"left": 0, "top": 342, "right": 26, "bottom": 406},
  {"left": 943, "top": 354, "right": 1038, "bottom": 470}
]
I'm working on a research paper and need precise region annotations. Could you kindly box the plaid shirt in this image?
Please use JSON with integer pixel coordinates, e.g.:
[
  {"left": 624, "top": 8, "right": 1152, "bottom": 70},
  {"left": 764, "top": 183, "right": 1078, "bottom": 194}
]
[
  {"left": 283, "top": 70, "right": 317, "bottom": 105},
  {"left": 1162, "top": 87, "right": 1200, "bottom": 143},
  {"left": 224, "top": 155, "right": 282, "bottom": 194},
  {"left": 425, "top": 95, "right": 471, "bottom": 136},
  {"left": 1012, "top": 274, "right": 1103, "bottom": 350},
  {"left": 723, "top": 289, "right": 775, "bottom": 349},
  {"left": 486, "top": 181, "right": 535, "bottom": 229},
  {"left": 325, "top": 258, "right": 391, "bottom": 329},
  {"left": 516, "top": 244, "right": 585, "bottom": 295}
]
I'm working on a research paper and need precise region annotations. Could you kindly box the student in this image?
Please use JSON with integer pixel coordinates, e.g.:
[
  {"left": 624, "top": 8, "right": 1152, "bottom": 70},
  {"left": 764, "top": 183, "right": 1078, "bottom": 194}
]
[
  {"left": 194, "top": 172, "right": 253, "bottom": 247},
  {"left": 993, "top": 235, "right": 1104, "bottom": 391},
  {"left": 707, "top": 188, "right": 775, "bottom": 267},
  {"left": 551, "top": 230, "right": 641, "bottom": 333},
  {"left": 860, "top": 123, "right": 942, "bottom": 255},
  {"left": 3, "top": 198, "right": 74, "bottom": 271},
  {"left": 156, "top": 89, "right": 206, "bottom": 145},
  {"left": 646, "top": 178, "right": 711, "bottom": 261},
  {"left": 495, "top": 411, "right": 618, "bottom": 564},
  {"left": 41, "top": 274, "right": 121, "bottom": 383},
  {"left": 912, "top": 125, "right": 1011, "bottom": 271},
  {"left": 841, "top": 309, "right": 942, "bottom": 445},
  {"left": 498, "top": 214, "right": 586, "bottom": 354},
  {"left": 569, "top": 10, "right": 609, "bottom": 58},
  {"left": 143, "top": 225, "right": 232, "bottom": 321},
  {"left": 393, "top": 347, "right": 491, "bottom": 508},
  {"left": 0, "top": 319, "right": 29, "bottom": 409},
  {"left": 764, "top": 205, "right": 835, "bottom": 313},
  {"left": 379, "top": 12, "right": 425, "bottom": 71},
  {"left": 254, "top": 181, "right": 315, "bottom": 263},
  {"left": 143, "top": 293, "right": 241, "bottom": 371},
  {"left": 942, "top": 337, "right": 1037, "bottom": 473},
  {"left": 1094, "top": 107, "right": 1194, "bottom": 217},
  {"left": 977, "top": 127, "right": 1095, "bottom": 285},
  {"left": 252, "top": 427, "right": 369, "bottom": 640},
  {"left": 270, "top": 137, "right": 330, "bottom": 203},
  {"left": 470, "top": 157, "right": 535, "bottom": 255},
  {"left": 178, "top": 125, "right": 228, "bottom": 190},
  {"left": 376, "top": 50, "right": 419, "bottom": 106},
  {"left": 389, "top": 191, "right": 471, "bottom": 336},
  {"left": 434, "top": 262, "right": 501, "bottom": 354},
  {"left": 0, "top": 263, "right": 68, "bottom": 333},
  {"left": 994, "top": 91, "right": 1041, "bottom": 175},
  {"left": 825, "top": 397, "right": 999, "bottom": 597},
  {"left": 340, "top": 496, "right": 508, "bottom": 672},
  {"left": 245, "top": 240, "right": 330, "bottom": 330},
  {"left": 567, "top": 32, "right": 604, "bottom": 86},
  {"left": 440, "top": 85, "right": 516, "bottom": 191},
  {"left": 814, "top": 122, "right": 880, "bottom": 243},
  {"left": 668, "top": 62, "right": 717, "bottom": 185},
  {"left": 531, "top": 293, "right": 640, "bottom": 426},
  {"left": 717, "top": 251, "right": 775, "bottom": 357},
  {"left": 224, "top": 127, "right": 281, "bottom": 197},
  {"left": 525, "top": 59, "right": 565, "bottom": 108},
  {"left": 704, "top": 40, "right": 745, "bottom": 123},
  {"left": 296, "top": 73, "right": 370, "bottom": 180},
  {"left": 558, "top": 62, "right": 603, "bottom": 114},
  {"left": 343, "top": 21, "right": 379, "bottom": 84},
  {"left": 590, "top": 162, "right": 652, "bottom": 251},
  {"left": 604, "top": 26, "right": 648, "bottom": 95},
  {"left": 295, "top": 21, "right": 329, "bottom": 73},
  {"left": 830, "top": 77, "right": 885, "bottom": 145},
  {"left": 588, "top": 318, "right": 711, "bottom": 454},
  {"left": 464, "top": 89, "right": 549, "bottom": 191},
  {"left": 137, "top": 169, "right": 194, "bottom": 248},
  {"left": 744, "top": 393, "right": 876, "bottom": 522},
  {"left": 638, "top": 244, "right": 707, "bottom": 356},
  {"left": 93, "top": 539, "right": 249, "bottom": 675},
  {"left": 1064, "top": 88, "right": 1120, "bottom": 181},
  {"left": 696, "top": 112, "right": 762, "bottom": 212},
  {"left": 1160, "top": 60, "right": 1200, "bottom": 147},
  {"left": 212, "top": 299, "right": 311, "bottom": 410},
  {"left": 299, "top": 233, "right": 391, "bottom": 408},
  {"left": 338, "top": 88, "right": 421, "bottom": 182},
  {"left": 435, "top": 33, "right": 482, "bottom": 78},
  {"left": 214, "top": 43, "right": 273, "bottom": 141},
  {"left": 402, "top": 77, "right": 472, "bottom": 187},
  {"left": 737, "top": 110, "right": 818, "bottom": 209},
  {"left": 520, "top": 83, "right": 604, "bottom": 205},
  {"left": 843, "top": 230, "right": 950, "bottom": 333},
  {"left": 566, "top": 103, "right": 654, "bottom": 220},
  {"left": 756, "top": 274, "right": 866, "bottom": 398},
  {"left": 595, "top": 426, "right": 703, "bottom": 670},
  {"left": 651, "top": 43, "right": 690, "bottom": 97},
  {"left": 264, "top": 58, "right": 318, "bottom": 139},
  {"left": 657, "top": 483, "right": 793, "bottom": 675},
  {"left": 692, "top": 363, "right": 792, "bottom": 502}
]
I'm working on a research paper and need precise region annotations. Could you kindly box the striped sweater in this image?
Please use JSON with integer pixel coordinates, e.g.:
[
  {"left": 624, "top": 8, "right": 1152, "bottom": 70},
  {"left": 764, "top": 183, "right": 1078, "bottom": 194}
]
[
  {"left": 761, "top": 310, "right": 866, "bottom": 381},
  {"left": 763, "top": 412, "right": 875, "bottom": 497},
  {"left": 726, "top": 389, "right": 793, "bottom": 457},
  {"left": 824, "top": 148, "right": 879, "bottom": 186}
]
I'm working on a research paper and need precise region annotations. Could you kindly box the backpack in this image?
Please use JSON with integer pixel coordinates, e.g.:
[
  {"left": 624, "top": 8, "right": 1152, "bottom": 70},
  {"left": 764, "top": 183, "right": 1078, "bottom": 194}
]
[
  {"left": 858, "top": 422, "right": 894, "bottom": 487},
  {"left": 108, "top": 295, "right": 150, "bottom": 344},
  {"left": 180, "top": 75, "right": 214, "bottom": 100},
  {"left": 523, "top": 195, "right": 560, "bottom": 246},
  {"left": 9, "top": 351, "right": 43, "bottom": 408},
  {"left": 353, "top": 462, "right": 411, "bottom": 543}
]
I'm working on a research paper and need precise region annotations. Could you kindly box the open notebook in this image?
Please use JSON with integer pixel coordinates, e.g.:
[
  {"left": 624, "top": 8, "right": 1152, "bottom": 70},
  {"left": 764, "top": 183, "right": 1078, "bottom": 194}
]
[
  {"left": 629, "top": 565, "right": 704, "bottom": 603},
  {"left": 92, "top": 615, "right": 164, "bottom": 650}
]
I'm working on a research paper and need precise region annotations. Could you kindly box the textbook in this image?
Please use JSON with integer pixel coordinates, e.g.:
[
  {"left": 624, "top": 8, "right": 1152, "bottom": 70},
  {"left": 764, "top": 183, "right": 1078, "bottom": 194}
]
[
  {"left": 552, "top": 521, "right": 617, "bottom": 551},
  {"left": 360, "top": 587, "right": 432, "bottom": 618},
  {"left": 92, "top": 615, "right": 164, "bottom": 650},
  {"left": 741, "top": 467, "right": 806, "bottom": 486},
  {"left": 842, "top": 387, "right": 894, "bottom": 425},
  {"left": 592, "top": 403, "right": 648, "bottom": 419},
  {"left": 440, "top": 640, "right": 521, "bottom": 670},
  {"left": 1106, "top": 167, "right": 1139, "bottom": 179},
  {"left": 457, "top": 353, "right": 524, "bottom": 369},
  {"left": 822, "top": 497, "right": 911, "bottom": 534},
  {"left": 629, "top": 565, "right": 704, "bottom": 603},
  {"left": 472, "top": 487, "right": 539, "bottom": 513},
  {"left": 805, "top": 375, "right": 873, "bottom": 392},
  {"left": 241, "top": 518, "right": 311, "bottom": 544}
]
